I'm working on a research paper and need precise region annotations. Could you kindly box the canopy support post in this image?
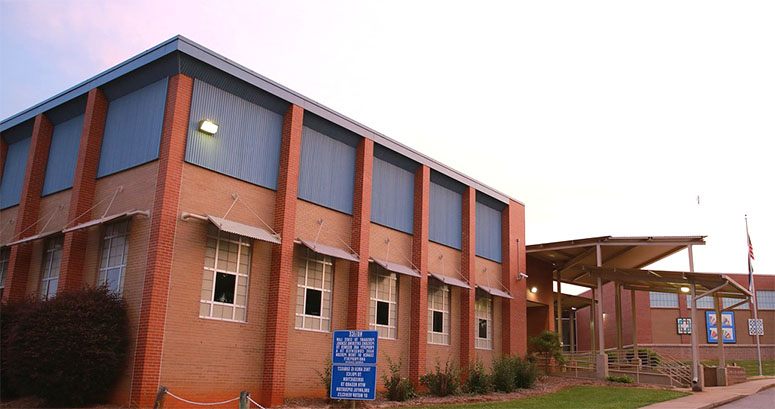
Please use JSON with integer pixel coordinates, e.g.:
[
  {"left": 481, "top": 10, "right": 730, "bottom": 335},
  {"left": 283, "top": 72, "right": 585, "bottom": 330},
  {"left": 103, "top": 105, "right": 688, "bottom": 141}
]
[
  {"left": 595, "top": 244, "right": 608, "bottom": 379},
  {"left": 631, "top": 289, "right": 639, "bottom": 367},
  {"left": 556, "top": 269, "right": 563, "bottom": 351},
  {"left": 714, "top": 292, "right": 727, "bottom": 386}
]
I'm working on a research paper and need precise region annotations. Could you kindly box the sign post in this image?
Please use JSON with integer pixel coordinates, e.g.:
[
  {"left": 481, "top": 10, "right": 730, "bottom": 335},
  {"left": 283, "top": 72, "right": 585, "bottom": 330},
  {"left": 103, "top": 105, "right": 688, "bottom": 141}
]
[{"left": 330, "top": 330, "right": 378, "bottom": 401}]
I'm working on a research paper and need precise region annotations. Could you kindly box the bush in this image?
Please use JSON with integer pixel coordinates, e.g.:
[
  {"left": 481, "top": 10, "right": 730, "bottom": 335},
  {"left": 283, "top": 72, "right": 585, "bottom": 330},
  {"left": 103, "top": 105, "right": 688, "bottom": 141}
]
[
  {"left": 607, "top": 375, "right": 634, "bottom": 384},
  {"left": 529, "top": 331, "right": 565, "bottom": 373},
  {"left": 463, "top": 361, "right": 492, "bottom": 394},
  {"left": 1, "top": 299, "right": 33, "bottom": 400},
  {"left": 492, "top": 356, "right": 538, "bottom": 392},
  {"left": 6, "top": 287, "right": 129, "bottom": 406},
  {"left": 315, "top": 358, "right": 333, "bottom": 399},
  {"left": 381, "top": 356, "right": 415, "bottom": 401},
  {"left": 420, "top": 359, "right": 460, "bottom": 397}
]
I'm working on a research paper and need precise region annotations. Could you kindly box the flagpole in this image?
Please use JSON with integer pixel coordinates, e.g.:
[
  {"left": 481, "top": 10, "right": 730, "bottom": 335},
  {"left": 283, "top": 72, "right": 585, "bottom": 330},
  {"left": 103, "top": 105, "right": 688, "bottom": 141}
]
[{"left": 746, "top": 215, "right": 763, "bottom": 377}]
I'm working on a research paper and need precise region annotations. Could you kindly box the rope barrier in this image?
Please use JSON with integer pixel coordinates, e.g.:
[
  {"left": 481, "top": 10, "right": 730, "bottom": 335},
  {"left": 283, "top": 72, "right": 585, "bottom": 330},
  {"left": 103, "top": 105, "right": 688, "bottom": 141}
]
[
  {"left": 247, "top": 395, "right": 267, "bottom": 409},
  {"left": 165, "top": 389, "right": 241, "bottom": 406}
]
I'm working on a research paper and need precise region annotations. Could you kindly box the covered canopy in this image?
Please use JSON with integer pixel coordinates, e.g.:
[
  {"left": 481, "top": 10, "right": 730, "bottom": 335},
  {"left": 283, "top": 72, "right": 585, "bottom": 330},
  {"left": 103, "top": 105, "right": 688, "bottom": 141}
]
[
  {"left": 555, "top": 293, "right": 595, "bottom": 311},
  {"left": 477, "top": 284, "right": 512, "bottom": 299},
  {"left": 207, "top": 215, "right": 280, "bottom": 244},
  {"left": 429, "top": 272, "right": 470, "bottom": 289},
  {"left": 4, "top": 229, "right": 60, "bottom": 247},
  {"left": 63, "top": 210, "right": 150, "bottom": 233}
]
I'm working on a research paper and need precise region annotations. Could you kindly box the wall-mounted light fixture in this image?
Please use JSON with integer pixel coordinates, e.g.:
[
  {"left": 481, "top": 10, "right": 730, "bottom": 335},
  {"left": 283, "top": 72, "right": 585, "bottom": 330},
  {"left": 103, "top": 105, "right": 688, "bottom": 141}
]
[
  {"left": 517, "top": 272, "right": 528, "bottom": 281},
  {"left": 198, "top": 119, "right": 219, "bottom": 135},
  {"left": 680, "top": 286, "right": 690, "bottom": 293},
  {"left": 530, "top": 286, "right": 538, "bottom": 294}
]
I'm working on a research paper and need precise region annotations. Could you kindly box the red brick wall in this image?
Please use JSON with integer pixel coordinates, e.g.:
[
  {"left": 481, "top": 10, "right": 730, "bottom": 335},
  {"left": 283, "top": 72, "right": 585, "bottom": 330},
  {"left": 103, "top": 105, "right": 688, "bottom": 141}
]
[
  {"left": 502, "top": 200, "right": 526, "bottom": 356},
  {"left": 460, "top": 187, "right": 476, "bottom": 375},
  {"left": 348, "top": 138, "right": 372, "bottom": 330},
  {"left": 409, "top": 165, "right": 429, "bottom": 384}
]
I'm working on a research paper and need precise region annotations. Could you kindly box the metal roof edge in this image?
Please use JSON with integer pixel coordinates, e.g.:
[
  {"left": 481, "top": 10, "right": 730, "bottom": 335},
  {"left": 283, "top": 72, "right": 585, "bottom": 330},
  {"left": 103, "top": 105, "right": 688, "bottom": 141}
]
[
  {"left": 0, "top": 35, "right": 181, "bottom": 132},
  {"left": 527, "top": 235, "right": 707, "bottom": 251}
]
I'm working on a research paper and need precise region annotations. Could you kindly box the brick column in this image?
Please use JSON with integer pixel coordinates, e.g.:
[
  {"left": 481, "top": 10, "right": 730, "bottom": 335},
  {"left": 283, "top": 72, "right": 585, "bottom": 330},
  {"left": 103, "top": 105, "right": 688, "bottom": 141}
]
[
  {"left": 460, "top": 187, "right": 476, "bottom": 375},
  {"left": 59, "top": 88, "right": 108, "bottom": 291},
  {"left": 261, "top": 104, "right": 303, "bottom": 407},
  {"left": 130, "top": 74, "right": 193, "bottom": 408},
  {"left": 501, "top": 200, "right": 526, "bottom": 356},
  {"left": 409, "top": 165, "right": 430, "bottom": 385},
  {"left": 2, "top": 114, "right": 53, "bottom": 303},
  {"left": 348, "top": 138, "right": 373, "bottom": 329}
]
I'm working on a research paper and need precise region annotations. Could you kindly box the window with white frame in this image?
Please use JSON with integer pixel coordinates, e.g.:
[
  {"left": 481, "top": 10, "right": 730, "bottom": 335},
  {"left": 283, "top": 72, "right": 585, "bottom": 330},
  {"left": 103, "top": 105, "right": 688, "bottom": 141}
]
[
  {"left": 40, "top": 236, "right": 63, "bottom": 300},
  {"left": 200, "top": 225, "right": 251, "bottom": 322},
  {"left": 0, "top": 247, "right": 10, "bottom": 296},
  {"left": 98, "top": 220, "right": 130, "bottom": 294},
  {"left": 427, "top": 282, "right": 450, "bottom": 345},
  {"left": 757, "top": 291, "right": 775, "bottom": 310},
  {"left": 369, "top": 269, "right": 397, "bottom": 339},
  {"left": 295, "top": 249, "right": 333, "bottom": 332},
  {"left": 475, "top": 293, "right": 493, "bottom": 350},
  {"left": 686, "top": 294, "right": 715, "bottom": 309},
  {"left": 649, "top": 291, "right": 678, "bottom": 308}
]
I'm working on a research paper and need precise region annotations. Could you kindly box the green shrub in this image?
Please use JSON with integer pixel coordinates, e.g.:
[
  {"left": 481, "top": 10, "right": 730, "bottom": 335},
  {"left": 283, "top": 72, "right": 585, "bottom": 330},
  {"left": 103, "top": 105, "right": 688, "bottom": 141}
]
[
  {"left": 6, "top": 287, "right": 129, "bottom": 406},
  {"left": 0, "top": 299, "right": 33, "bottom": 400},
  {"left": 420, "top": 359, "right": 460, "bottom": 397},
  {"left": 315, "top": 358, "right": 333, "bottom": 399},
  {"left": 381, "top": 356, "right": 415, "bottom": 401},
  {"left": 529, "top": 331, "right": 565, "bottom": 373},
  {"left": 513, "top": 357, "right": 538, "bottom": 389},
  {"left": 607, "top": 375, "right": 634, "bottom": 384},
  {"left": 492, "top": 356, "right": 539, "bottom": 392},
  {"left": 463, "top": 361, "right": 492, "bottom": 394}
]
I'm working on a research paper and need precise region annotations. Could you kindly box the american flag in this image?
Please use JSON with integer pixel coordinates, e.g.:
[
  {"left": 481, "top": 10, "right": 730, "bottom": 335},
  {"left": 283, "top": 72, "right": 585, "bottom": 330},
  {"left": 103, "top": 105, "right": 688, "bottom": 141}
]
[{"left": 747, "top": 217, "right": 755, "bottom": 293}]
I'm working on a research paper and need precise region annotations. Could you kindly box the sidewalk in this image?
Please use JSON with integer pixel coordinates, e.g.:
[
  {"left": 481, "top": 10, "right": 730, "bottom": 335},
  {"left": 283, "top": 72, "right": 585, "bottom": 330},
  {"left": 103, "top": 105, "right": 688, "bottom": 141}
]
[{"left": 642, "top": 377, "right": 775, "bottom": 409}]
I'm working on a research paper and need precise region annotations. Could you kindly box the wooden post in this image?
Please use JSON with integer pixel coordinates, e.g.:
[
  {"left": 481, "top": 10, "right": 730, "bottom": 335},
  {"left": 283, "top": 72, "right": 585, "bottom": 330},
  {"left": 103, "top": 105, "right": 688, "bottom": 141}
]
[
  {"left": 631, "top": 289, "right": 639, "bottom": 366},
  {"left": 590, "top": 287, "right": 597, "bottom": 355},
  {"left": 239, "top": 391, "right": 248, "bottom": 409},
  {"left": 556, "top": 269, "right": 563, "bottom": 350},
  {"left": 615, "top": 282, "right": 623, "bottom": 353},
  {"left": 569, "top": 308, "right": 576, "bottom": 353},
  {"left": 152, "top": 386, "right": 167, "bottom": 409},
  {"left": 714, "top": 292, "right": 726, "bottom": 386}
]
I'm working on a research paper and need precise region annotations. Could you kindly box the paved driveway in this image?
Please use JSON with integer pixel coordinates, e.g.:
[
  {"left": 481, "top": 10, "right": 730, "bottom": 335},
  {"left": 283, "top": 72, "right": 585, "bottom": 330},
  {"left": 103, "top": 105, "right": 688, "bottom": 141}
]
[{"left": 717, "top": 387, "right": 775, "bottom": 409}]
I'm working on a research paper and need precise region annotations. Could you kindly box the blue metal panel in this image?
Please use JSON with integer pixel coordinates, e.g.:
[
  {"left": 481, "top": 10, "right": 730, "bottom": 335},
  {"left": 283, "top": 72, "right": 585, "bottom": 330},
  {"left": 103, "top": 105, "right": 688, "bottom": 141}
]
[
  {"left": 371, "top": 157, "right": 414, "bottom": 233},
  {"left": 476, "top": 201, "right": 502, "bottom": 262},
  {"left": 298, "top": 125, "right": 356, "bottom": 214},
  {"left": 429, "top": 181, "right": 462, "bottom": 249},
  {"left": 42, "top": 114, "right": 84, "bottom": 195},
  {"left": 185, "top": 80, "right": 283, "bottom": 189},
  {"left": 0, "top": 137, "right": 31, "bottom": 209},
  {"left": 97, "top": 78, "right": 168, "bottom": 177}
]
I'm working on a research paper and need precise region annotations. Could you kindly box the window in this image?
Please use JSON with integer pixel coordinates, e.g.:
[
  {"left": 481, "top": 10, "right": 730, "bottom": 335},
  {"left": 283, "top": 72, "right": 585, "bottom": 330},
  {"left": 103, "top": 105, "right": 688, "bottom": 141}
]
[
  {"left": 369, "top": 269, "right": 397, "bottom": 339},
  {"left": 40, "top": 237, "right": 63, "bottom": 300},
  {"left": 475, "top": 293, "right": 493, "bottom": 350},
  {"left": 295, "top": 249, "right": 333, "bottom": 331},
  {"left": 98, "top": 220, "right": 130, "bottom": 294},
  {"left": 427, "top": 282, "right": 450, "bottom": 345},
  {"left": 757, "top": 291, "right": 775, "bottom": 310},
  {"left": 722, "top": 297, "right": 749, "bottom": 310},
  {"left": 686, "top": 295, "right": 715, "bottom": 309},
  {"left": 200, "top": 225, "right": 251, "bottom": 322},
  {"left": 649, "top": 291, "right": 678, "bottom": 308},
  {"left": 0, "top": 247, "right": 9, "bottom": 297}
]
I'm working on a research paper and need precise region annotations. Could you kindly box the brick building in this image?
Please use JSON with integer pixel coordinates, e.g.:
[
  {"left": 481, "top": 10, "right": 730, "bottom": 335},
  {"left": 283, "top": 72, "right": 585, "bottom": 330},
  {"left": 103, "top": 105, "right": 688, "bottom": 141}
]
[{"left": 0, "top": 36, "right": 527, "bottom": 407}]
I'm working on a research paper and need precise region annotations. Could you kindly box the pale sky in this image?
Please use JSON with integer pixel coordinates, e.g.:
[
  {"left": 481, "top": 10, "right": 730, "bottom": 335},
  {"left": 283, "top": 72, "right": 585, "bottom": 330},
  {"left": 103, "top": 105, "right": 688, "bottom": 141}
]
[{"left": 1, "top": 1, "right": 772, "bottom": 279}]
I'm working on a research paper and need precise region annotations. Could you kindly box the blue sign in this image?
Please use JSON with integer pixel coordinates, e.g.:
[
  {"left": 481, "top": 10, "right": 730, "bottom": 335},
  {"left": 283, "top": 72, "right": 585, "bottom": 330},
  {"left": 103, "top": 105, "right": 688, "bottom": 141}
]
[
  {"left": 706, "top": 311, "right": 736, "bottom": 344},
  {"left": 331, "top": 330, "right": 378, "bottom": 400}
]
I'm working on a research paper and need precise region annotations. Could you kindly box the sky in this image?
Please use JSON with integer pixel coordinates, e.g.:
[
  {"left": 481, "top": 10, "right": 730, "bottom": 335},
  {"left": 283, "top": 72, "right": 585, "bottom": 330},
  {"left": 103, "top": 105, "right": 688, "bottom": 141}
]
[{"left": 1, "top": 1, "right": 773, "bottom": 282}]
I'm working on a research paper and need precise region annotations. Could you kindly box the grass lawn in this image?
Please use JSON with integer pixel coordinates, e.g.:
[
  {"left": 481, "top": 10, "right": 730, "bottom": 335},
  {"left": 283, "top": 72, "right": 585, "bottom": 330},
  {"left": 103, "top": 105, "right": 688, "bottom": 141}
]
[
  {"left": 416, "top": 386, "right": 688, "bottom": 409},
  {"left": 700, "top": 359, "right": 775, "bottom": 376}
]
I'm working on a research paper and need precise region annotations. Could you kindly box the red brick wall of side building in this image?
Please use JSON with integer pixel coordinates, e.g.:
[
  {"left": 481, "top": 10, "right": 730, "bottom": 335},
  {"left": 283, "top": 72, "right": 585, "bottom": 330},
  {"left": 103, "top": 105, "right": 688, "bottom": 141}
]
[{"left": 525, "top": 257, "right": 556, "bottom": 340}]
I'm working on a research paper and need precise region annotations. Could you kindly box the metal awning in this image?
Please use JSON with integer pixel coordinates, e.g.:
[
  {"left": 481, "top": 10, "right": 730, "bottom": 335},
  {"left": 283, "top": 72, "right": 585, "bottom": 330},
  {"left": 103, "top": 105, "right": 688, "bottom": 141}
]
[
  {"left": 429, "top": 272, "right": 470, "bottom": 289},
  {"left": 527, "top": 235, "right": 707, "bottom": 285},
  {"left": 62, "top": 210, "right": 150, "bottom": 233},
  {"left": 299, "top": 239, "right": 359, "bottom": 262},
  {"left": 370, "top": 257, "right": 420, "bottom": 278},
  {"left": 207, "top": 215, "right": 280, "bottom": 244},
  {"left": 568, "top": 265, "right": 752, "bottom": 298},
  {"left": 476, "top": 284, "right": 513, "bottom": 299},
  {"left": 4, "top": 229, "right": 61, "bottom": 247}
]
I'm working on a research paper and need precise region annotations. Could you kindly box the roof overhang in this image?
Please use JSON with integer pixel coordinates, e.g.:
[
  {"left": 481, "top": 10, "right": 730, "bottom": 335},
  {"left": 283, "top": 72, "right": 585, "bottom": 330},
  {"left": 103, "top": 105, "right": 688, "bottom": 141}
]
[
  {"left": 0, "top": 36, "right": 518, "bottom": 206},
  {"left": 555, "top": 293, "right": 595, "bottom": 310},
  {"left": 527, "top": 235, "right": 707, "bottom": 284}
]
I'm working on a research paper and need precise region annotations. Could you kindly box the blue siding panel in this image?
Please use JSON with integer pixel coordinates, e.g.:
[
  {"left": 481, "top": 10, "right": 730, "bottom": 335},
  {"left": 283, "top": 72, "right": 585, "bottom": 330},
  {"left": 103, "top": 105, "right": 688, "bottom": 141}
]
[
  {"left": 476, "top": 201, "right": 502, "bottom": 262},
  {"left": 42, "top": 115, "right": 84, "bottom": 195},
  {"left": 429, "top": 182, "right": 462, "bottom": 249},
  {"left": 97, "top": 78, "right": 168, "bottom": 177},
  {"left": 298, "top": 125, "right": 356, "bottom": 214},
  {"left": 371, "top": 157, "right": 414, "bottom": 233},
  {"left": 185, "top": 80, "right": 283, "bottom": 189},
  {"left": 0, "top": 137, "right": 31, "bottom": 209}
]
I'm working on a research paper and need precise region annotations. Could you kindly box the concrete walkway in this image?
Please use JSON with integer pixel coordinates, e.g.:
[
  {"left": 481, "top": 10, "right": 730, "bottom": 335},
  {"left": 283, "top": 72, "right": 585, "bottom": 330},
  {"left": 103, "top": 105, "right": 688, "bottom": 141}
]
[{"left": 642, "top": 378, "right": 775, "bottom": 409}]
